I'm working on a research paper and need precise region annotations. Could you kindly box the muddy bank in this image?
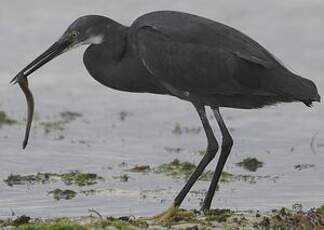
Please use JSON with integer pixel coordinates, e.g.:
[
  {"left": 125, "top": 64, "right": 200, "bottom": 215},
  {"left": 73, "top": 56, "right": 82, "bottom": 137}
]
[{"left": 1, "top": 205, "right": 323, "bottom": 229}]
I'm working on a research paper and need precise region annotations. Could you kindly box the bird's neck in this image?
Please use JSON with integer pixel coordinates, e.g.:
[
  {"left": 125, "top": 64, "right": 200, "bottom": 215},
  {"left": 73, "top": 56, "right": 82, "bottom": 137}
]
[
  {"left": 83, "top": 25, "right": 129, "bottom": 87},
  {"left": 101, "top": 23, "right": 128, "bottom": 61}
]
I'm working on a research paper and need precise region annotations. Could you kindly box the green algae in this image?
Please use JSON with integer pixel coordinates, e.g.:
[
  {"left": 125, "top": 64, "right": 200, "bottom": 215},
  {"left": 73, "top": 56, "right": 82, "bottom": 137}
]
[
  {"left": 1, "top": 205, "right": 324, "bottom": 230},
  {"left": 17, "top": 218, "right": 85, "bottom": 230},
  {"left": 155, "top": 159, "right": 234, "bottom": 182},
  {"left": 172, "top": 122, "right": 201, "bottom": 135},
  {"left": 92, "top": 217, "right": 140, "bottom": 230},
  {"left": 0, "top": 215, "right": 31, "bottom": 228},
  {"left": 48, "top": 189, "right": 77, "bottom": 200},
  {"left": 59, "top": 111, "right": 82, "bottom": 122},
  {"left": 294, "top": 164, "right": 316, "bottom": 171},
  {"left": 60, "top": 171, "right": 103, "bottom": 186},
  {"left": 0, "top": 111, "right": 17, "bottom": 127},
  {"left": 0, "top": 217, "right": 130, "bottom": 230},
  {"left": 236, "top": 157, "right": 264, "bottom": 172},
  {"left": 4, "top": 173, "right": 60, "bottom": 186},
  {"left": 40, "top": 111, "right": 82, "bottom": 134},
  {"left": 253, "top": 207, "right": 324, "bottom": 229},
  {"left": 126, "top": 165, "right": 151, "bottom": 173},
  {"left": 113, "top": 174, "right": 130, "bottom": 182},
  {"left": 81, "top": 189, "right": 97, "bottom": 196},
  {"left": 4, "top": 171, "right": 103, "bottom": 187},
  {"left": 199, "top": 170, "right": 235, "bottom": 182},
  {"left": 317, "top": 204, "right": 324, "bottom": 215},
  {"left": 155, "top": 159, "right": 196, "bottom": 178},
  {"left": 219, "top": 171, "right": 235, "bottom": 183},
  {"left": 40, "top": 120, "right": 66, "bottom": 134},
  {"left": 205, "top": 208, "right": 233, "bottom": 222}
]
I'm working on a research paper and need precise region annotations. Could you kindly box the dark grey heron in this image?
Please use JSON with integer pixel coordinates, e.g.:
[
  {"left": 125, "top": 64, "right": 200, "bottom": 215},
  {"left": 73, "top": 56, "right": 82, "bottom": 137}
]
[{"left": 11, "top": 11, "right": 320, "bottom": 220}]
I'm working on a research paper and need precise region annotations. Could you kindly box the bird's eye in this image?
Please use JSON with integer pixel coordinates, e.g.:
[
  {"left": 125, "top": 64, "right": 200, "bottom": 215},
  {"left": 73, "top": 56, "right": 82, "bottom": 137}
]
[{"left": 71, "top": 31, "right": 79, "bottom": 39}]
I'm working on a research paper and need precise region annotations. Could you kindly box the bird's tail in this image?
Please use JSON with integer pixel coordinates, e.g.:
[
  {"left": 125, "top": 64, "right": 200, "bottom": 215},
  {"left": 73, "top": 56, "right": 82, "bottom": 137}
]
[{"left": 263, "top": 69, "right": 321, "bottom": 107}]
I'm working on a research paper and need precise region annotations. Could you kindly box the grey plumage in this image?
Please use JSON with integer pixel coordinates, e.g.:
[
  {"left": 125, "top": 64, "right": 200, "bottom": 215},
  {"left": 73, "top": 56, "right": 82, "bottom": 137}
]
[{"left": 131, "top": 11, "right": 320, "bottom": 108}]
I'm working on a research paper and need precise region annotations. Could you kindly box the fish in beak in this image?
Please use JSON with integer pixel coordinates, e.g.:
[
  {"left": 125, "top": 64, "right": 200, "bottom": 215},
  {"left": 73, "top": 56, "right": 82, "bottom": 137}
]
[
  {"left": 10, "top": 38, "right": 72, "bottom": 149},
  {"left": 10, "top": 15, "right": 107, "bottom": 149}
]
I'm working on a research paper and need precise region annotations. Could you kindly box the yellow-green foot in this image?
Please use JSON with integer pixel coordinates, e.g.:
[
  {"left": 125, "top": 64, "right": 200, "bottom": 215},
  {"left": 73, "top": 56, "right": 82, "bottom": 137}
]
[
  {"left": 140, "top": 203, "right": 178, "bottom": 223},
  {"left": 152, "top": 203, "right": 178, "bottom": 222}
]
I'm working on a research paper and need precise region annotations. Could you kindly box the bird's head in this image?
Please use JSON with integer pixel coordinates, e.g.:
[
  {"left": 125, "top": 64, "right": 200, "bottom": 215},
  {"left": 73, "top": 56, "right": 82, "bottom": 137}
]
[{"left": 11, "top": 15, "right": 118, "bottom": 84}]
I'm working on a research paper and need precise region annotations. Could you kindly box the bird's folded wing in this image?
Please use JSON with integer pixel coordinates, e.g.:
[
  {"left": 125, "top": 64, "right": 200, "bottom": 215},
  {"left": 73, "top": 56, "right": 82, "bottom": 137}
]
[{"left": 135, "top": 26, "right": 276, "bottom": 96}]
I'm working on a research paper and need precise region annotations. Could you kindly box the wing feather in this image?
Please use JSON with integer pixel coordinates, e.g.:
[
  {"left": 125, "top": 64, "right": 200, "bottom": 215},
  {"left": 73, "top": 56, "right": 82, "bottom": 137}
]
[{"left": 135, "top": 25, "right": 275, "bottom": 96}]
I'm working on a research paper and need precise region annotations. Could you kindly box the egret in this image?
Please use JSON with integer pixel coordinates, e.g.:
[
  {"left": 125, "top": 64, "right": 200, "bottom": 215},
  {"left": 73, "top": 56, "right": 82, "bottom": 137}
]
[{"left": 11, "top": 11, "right": 320, "bottom": 220}]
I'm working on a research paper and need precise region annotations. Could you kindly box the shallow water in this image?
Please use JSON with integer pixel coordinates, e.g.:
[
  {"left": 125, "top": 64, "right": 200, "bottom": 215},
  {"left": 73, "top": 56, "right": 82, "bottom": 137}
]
[{"left": 0, "top": 0, "right": 323, "bottom": 218}]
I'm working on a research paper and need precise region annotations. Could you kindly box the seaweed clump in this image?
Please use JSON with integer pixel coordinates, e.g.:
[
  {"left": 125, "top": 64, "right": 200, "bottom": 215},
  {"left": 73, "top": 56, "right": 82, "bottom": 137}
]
[
  {"left": 155, "top": 159, "right": 234, "bottom": 182},
  {"left": 4, "top": 173, "right": 59, "bottom": 186},
  {"left": 0, "top": 111, "right": 17, "bottom": 127},
  {"left": 0, "top": 205, "right": 324, "bottom": 229},
  {"left": 205, "top": 209, "right": 233, "bottom": 222},
  {"left": 40, "top": 111, "right": 82, "bottom": 134},
  {"left": 4, "top": 171, "right": 103, "bottom": 187},
  {"left": 48, "top": 189, "right": 77, "bottom": 200},
  {"left": 236, "top": 157, "right": 263, "bottom": 172},
  {"left": 172, "top": 122, "right": 201, "bottom": 135},
  {"left": 156, "top": 159, "right": 196, "bottom": 178},
  {"left": 126, "top": 165, "right": 151, "bottom": 173},
  {"left": 254, "top": 207, "right": 324, "bottom": 229},
  {"left": 60, "top": 171, "right": 103, "bottom": 186}
]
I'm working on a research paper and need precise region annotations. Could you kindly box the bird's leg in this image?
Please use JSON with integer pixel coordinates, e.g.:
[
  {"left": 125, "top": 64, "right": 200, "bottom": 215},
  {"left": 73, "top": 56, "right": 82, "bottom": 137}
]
[
  {"left": 174, "top": 104, "right": 219, "bottom": 206},
  {"left": 150, "top": 104, "right": 219, "bottom": 222},
  {"left": 201, "top": 107, "right": 233, "bottom": 211}
]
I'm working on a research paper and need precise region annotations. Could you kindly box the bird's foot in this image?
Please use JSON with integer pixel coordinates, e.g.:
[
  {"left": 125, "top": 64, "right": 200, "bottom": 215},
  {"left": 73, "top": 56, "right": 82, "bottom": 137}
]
[
  {"left": 152, "top": 203, "right": 178, "bottom": 222},
  {"left": 140, "top": 203, "right": 179, "bottom": 223}
]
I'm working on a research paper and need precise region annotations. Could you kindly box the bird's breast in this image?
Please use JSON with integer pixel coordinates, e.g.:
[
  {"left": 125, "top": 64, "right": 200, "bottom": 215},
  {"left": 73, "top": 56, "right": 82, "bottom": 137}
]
[{"left": 83, "top": 44, "right": 166, "bottom": 94}]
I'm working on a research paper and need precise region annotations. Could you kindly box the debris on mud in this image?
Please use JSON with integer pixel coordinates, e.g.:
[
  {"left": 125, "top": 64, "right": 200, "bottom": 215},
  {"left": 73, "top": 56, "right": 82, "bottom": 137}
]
[
  {"left": 252, "top": 207, "right": 324, "bottom": 229},
  {"left": 0, "top": 111, "right": 17, "bottom": 127},
  {"left": 164, "top": 147, "right": 183, "bottom": 153},
  {"left": 0, "top": 217, "right": 83, "bottom": 229},
  {"left": 40, "top": 120, "right": 66, "bottom": 134},
  {"left": 1, "top": 205, "right": 323, "bottom": 229},
  {"left": 154, "top": 159, "right": 278, "bottom": 185},
  {"left": 172, "top": 122, "right": 201, "bottom": 135},
  {"left": 4, "top": 173, "right": 60, "bottom": 186},
  {"left": 198, "top": 170, "right": 235, "bottom": 182},
  {"left": 234, "top": 174, "right": 279, "bottom": 184},
  {"left": 155, "top": 159, "right": 196, "bottom": 178},
  {"left": 236, "top": 157, "right": 264, "bottom": 172},
  {"left": 113, "top": 174, "right": 130, "bottom": 182},
  {"left": 49, "top": 189, "right": 77, "bottom": 200},
  {"left": 126, "top": 165, "right": 151, "bottom": 173},
  {"left": 118, "top": 111, "right": 133, "bottom": 121},
  {"left": 205, "top": 208, "right": 233, "bottom": 222},
  {"left": 40, "top": 110, "right": 82, "bottom": 134},
  {"left": 195, "top": 150, "right": 206, "bottom": 156},
  {"left": 0, "top": 215, "right": 31, "bottom": 227},
  {"left": 155, "top": 159, "right": 234, "bottom": 182},
  {"left": 59, "top": 111, "right": 82, "bottom": 122},
  {"left": 294, "top": 164, "right": 316, "bottom": 171},
  {"left": 60, "top": 171, "right": 103, "bottom": 186},
  {"left": 118, "top": 161, "right": 128, "bottom": 168},
  {"left": 81, "top": 189, "right": 97, "bottom": 196}
]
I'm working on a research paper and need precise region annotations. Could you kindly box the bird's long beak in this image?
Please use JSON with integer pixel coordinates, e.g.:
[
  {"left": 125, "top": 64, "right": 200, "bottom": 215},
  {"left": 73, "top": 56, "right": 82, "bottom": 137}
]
[{"left": 10, "top": 39, "right": 71, "bottom": 84}]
